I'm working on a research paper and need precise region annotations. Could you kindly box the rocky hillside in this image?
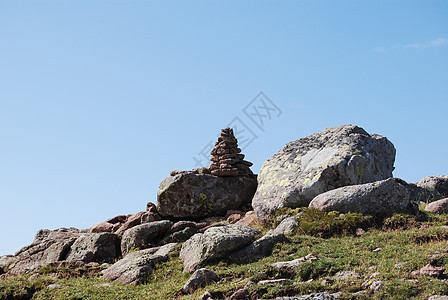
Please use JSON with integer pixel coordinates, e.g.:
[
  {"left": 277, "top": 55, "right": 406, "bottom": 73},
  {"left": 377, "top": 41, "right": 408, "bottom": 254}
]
[{"left": 1, "top": 125, "right": 448, "bottom": 300}]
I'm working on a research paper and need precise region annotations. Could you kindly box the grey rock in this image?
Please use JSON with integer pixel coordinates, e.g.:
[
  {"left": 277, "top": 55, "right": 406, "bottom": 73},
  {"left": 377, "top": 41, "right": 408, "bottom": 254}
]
[
  {"left": 405, "top": 182, "right": 443, "bottom": 203},
  {"left": 229, "top": 288, "right": 249, "bottom": 299},
  {"left": 157, "top": 173, "right": 257, "bottom": 218},
  {"left": 182, "top": 268, "right": 219, "bottom": 294},
  {"left": 333, "top": 270, "right": 361, "bottom": 280},
  {"left": 8, "top": 228, "right": 81, "bottom": 275},
  {"left": 417, "top": 176, "right": 448, "bottom": 197},
  {"left": 272, "top": 253, "right": 318, "bottom": 271},
  {"left": 252, "top": 125, "right": 396, "bottom": 220},
  {"left": 309, "top": 178, "right": 416, "bottom": 215},
  {"left": 121, "top": 220, "right": 172, "bottom": 256},
  {"left": 273, "top": 216, "right": 300, "bottom": 236},
  {"left": 66, "top": 232, "right": 119, "bottom": 263},
  {"left": 258, "top": 278, "right": 290, "bottom": 286},
  {"left": 101, "top": 243, "right": 177, "bottom": 285},
  {"left": 425, "top": 198, "right": 448, "bottom": 214},
  {"left": 429, "top": 296, "right": 448, "bottom": 300},
  {"left": 160, "top": 227, "right": 198, "bottom": 244},
  {"left": 171, "top": 221, "right": 209, "bottom": 232},
  {"left": 228, "top": 230, "right": 287, "bottom": 263},
  {"left": 47, "top": 284, "right": 65, "bottom": 289},
  {"left": 0, "top": 256, "right": 15, "bottom": 274},
  {"left": 180, "top": 224, "right": 260, "bottom": 272},
  {"left": 276, "top": 292, "right": 339, "bottom": 299}
]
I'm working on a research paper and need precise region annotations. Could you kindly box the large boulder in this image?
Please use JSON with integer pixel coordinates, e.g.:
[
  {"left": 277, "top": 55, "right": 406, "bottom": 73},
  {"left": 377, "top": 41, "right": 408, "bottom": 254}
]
[
  {"left": 309, "top": 178, "right": 416, "bottom": 215},
  {"left": 8, "top": 228, "right": 81, "bottom": 275},
  {"left": 65, "top": 232, "right": 119, "bottom": 263},
  {"left": 425, "top": 198, "right": 448, "bottom": 214},
  {"left": 179, "top": 224, "right": 260, "bottom": 272},
  {"left": 157, "top": 173, "right": 257, "bottom": 218},
  {"left": 101, "top": 243, "right": 177, "bottom": 285},
  {"left": 121, "top": 220, "right": 173, "bottom": 256},
  {"left": 252, "top": 125, "right": 396, "bottom": 220},
  {"left": 417, "top": 176, "right": 448, "bottom": 197},
  {"left": 182, "top": 268, "right": 219, "bottom": 294}
]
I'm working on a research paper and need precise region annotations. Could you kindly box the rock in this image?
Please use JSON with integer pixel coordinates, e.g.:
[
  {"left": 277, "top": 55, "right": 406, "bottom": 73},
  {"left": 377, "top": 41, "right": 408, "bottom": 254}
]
[
  {"left": 229, "top": 288, "right": 249, "bottom": 299},
  {"left": 405, "top": 183, "right": 444, "bottom": 203},
  {"left": 8, "top": 228, "right": 81, "bottom": 275},
  {"left": 171, "top": 221, "right": 208, "bottom": 232},
  {"left": 276, "top": 293, "right": 338, "bottom": 300},
  {"left": 321, "top": 278, "right": 334, "bottom": 286},
  {"left": 180, "top": 224, "right": 260, "bottom": 272},
  {"left": 272, "top": 254, "right": 318, "bottom": 271},
  {"left": 227, "top": 214, "right": 242, "bottom": 224},
  {"left": 182, "top": 268, "right": 219, "bottom": 294},
  {"left": 106, "top": 215, "right": 127, "bottom": 224},
  {"left": 160, "top": 227, "right": 198, "bottom": 244},
  {"left": 157, "top": 173, "right": 257, "bottom": 218},
  {"left": 417, "top": 264, "right": 445, "bottom": 277},
  {"left": 425, "top": 198, "right": 448, "bottom": 214},
  {"left": 65, "top": 232, "right": 119, "bottom": 264},
  {"left": 121, "top": 220, "right": 173, "bottom": 256},
  {"left": 258, "top": 278, "right": 289, "bottom": 286},
  {"left": 140, "top": 212, "right": 162, "bottom": 223},
  {"left": 252, "top": 125, "right": 396, "bottom": 220},
  {"left": 372, "top": 247, "right": 382, "bottom": 252},
  {"left": 226, "top": 210, "right": 244, "bottom": 218},
  {"left": 429, "top": 296, "right": 448, "bottom": 300},
  {"left": 0, "top": 256, "right": 15, "bottom": 275},
  {"left": 273, "top": 216, "right": 300, "bottom": 236},
  {"left": 235, "top": 211, "right": 259, "bottom": 227},
  {"left": 201, "top": 291, "right": 214, "bottom": 300},
  {"left": 87, "top": 221, "right": 114, "bottom": 233},
  {"left": 115, "top": 211, "right": 146, "bottom": 236},
  {"left": 47, "top": 284, "right": 65, "bottom": 289},
  {"left": 355, "top": 228, "right": 366, "bottom": 236},
  {"left": 333, "top": 270, "right": 361, "bottom": 280},
  {"left": 101, "top": 243, "right": 177, "bottom": 285},
  {"left": 228, "top": 231, "right": 287, "bottom": 263},
  {"left": 146, "top": 202, "right": 158, "bottom": 213},
  {"left": 309, "top": 178, "right": 416, "bottom": 215},
  {"left": 417, "top": 176, "right": 448, "bottom": 197}
]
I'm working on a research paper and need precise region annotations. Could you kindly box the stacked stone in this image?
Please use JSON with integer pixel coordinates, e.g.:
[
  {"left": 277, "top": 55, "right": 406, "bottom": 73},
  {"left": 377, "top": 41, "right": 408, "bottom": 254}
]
[{"left": 209, "top": 127, "right": 254, "bottom": 177}]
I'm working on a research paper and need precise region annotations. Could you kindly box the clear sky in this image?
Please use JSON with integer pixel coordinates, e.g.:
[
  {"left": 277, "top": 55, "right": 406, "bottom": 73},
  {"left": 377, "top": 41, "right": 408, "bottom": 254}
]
[{"left": 0, "top": 1, "right": 447, "bottom": 256}]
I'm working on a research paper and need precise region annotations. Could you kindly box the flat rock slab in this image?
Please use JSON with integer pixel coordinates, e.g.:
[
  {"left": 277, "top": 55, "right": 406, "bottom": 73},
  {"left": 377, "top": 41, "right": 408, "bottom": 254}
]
[
  {"left": 309, "top": 178, "right": 416, "bottom": 215},
  {"left": 252, "top": 125, "right": 396, "bottom": 220},
  {"left": 157, "top": 173, "right": 257, "bottom": 218},
  {"left": 101, "top": 243, "right": 177, "bottom": 285},
  {"left": 180, "top": 224, "right": 260, "bottom": 273}
]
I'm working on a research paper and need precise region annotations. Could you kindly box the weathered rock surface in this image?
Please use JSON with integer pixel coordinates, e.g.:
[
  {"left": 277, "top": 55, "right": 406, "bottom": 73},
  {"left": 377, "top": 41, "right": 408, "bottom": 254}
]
[
  {"left": 272, "top": 253, "right": 318, "bottom": 271},
  {"left": 235, "top": 211, "right": 259, "bottom": 227},
  {"left": 180, "top": 224, "right": 261, "bottom": 272},
  {"left": 157, "top": 173, "right": 257, "bottom": 218},
  {"left": 273, "top": 216, "right": 300, "bottom": 236},
  {"left": 309, "top": 178, "right": 416, "bottom": 214},
  {"left": 228, "top": 230, "right": 287, "bottom": 263},
  {"left": 8, "top": 228, "right": 81, "bottom": 275},
  {"left": 182, "top": 268, "right": 219, "bottom": 294},
  {"left": 101, "top": 243, "right": 177, "bottom": 285},
  {"left": 417, "top": 176, "right": 448, "bottom": 197},
  {"left": 425, "top": 198, "right": 448, "bottom": 214},
  {"left": 115, "top": 211, "right": 146, "bottom": 236},
  {"left": 121, "top": 220, "right": 173, "bottom": 256},
  {"left": 252, "top": 125, "right": 396, "bottom": 220},
  {"left": 87, "top": 221, "right": 114, "bottom": 233},
  {"left": 0, "top": 256, "right": 15, "bottom": 275},
  {"left": 65, "top": 233, "right": 119, "bottom": 263}
]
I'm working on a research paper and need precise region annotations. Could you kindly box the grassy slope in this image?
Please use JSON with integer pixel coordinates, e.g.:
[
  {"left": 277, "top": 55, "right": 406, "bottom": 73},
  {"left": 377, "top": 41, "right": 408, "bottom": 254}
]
[{"left": 3, "top": 209, "right": 448, "bottom": 300}]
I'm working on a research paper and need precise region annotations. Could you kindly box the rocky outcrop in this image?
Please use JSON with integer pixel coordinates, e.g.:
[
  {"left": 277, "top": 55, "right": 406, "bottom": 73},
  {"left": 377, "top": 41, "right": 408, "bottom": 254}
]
[
  {"left": 309, "top": 178, "right": 416, "bottom": 215},
  {"left": 417, "top": 176, "right": 448, "bottom": 197},
  {"left": 157, "top": 173, "right": 257, "bottom": 218},
  {"left": 179, "top": 224, "right": 260, "bottom": 272},
  {"left": 252, "top": 125, "right": 396, "bottom": 220},
  {"left": 182, "top": 268, "right": 219, "bottom": 294},
  {"left": 121, "top": 220, "right": 173, "bottom": 256},
  {"left": 101, "top": 243, "right": 177, "bottom": 285},
  {"left": 65, "top": 232, "right": 119, "bottom": 263},
  {"left": 425, "top": 198, "right": 448, "bottom": 214}
]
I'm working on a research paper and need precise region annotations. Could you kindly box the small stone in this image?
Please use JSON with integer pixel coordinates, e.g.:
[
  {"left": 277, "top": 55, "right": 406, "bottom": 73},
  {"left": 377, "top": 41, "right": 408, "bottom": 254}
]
[
  {"left": 258, "top": 278, "right": 289, "bottom": 286},
  {"left": 227, "top": 213, "right": 242, "bottom": 224},
  {"left": 229, "top": 288, "right": 249, "bottom": 299},
  {"left": 333, "top": 270, "right": 361, "bottom": 281},
  {"left": 372, "top": 247, "right": 382, "bottom": 252},
  {"left": 47, "top": 284, "right": 65, "bottom": 289},
  {"left": 418, "top": 264, "right": 445, "bottom": 277},
  {"left": 321, "top": 278, "right": 334, "bottom": 285},
  {"left": 201, "top": 291, "right": 213, "bottom": 300},
  {"left": 355, "top": 228, "right": 366, "bottom": 236},
  {"left": 85, "top": 262, "right": 100, "bottom": 268},
  {"left": 182, "top": 268, "right": 219, "bottom": 294},
  {"left": 94, "top": 283, "right": 112, "bottom": 287}
]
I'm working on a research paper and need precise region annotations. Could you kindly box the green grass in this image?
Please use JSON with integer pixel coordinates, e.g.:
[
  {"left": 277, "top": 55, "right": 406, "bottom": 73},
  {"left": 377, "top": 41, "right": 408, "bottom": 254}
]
[{"left": 3, "top": 209, "right": 448, "bottom": 299}]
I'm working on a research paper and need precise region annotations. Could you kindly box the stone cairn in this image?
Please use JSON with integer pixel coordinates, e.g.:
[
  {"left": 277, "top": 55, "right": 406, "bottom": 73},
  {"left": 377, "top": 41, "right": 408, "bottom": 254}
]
[{"left": 171, "top": 127, "right": 254, "bottom": 177}]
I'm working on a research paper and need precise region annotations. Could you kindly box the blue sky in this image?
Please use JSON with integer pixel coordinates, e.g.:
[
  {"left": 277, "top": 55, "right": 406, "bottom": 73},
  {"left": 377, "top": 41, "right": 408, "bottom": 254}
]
[{"left": 0, "top": 1, "right": 447, "bottom": 256}]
